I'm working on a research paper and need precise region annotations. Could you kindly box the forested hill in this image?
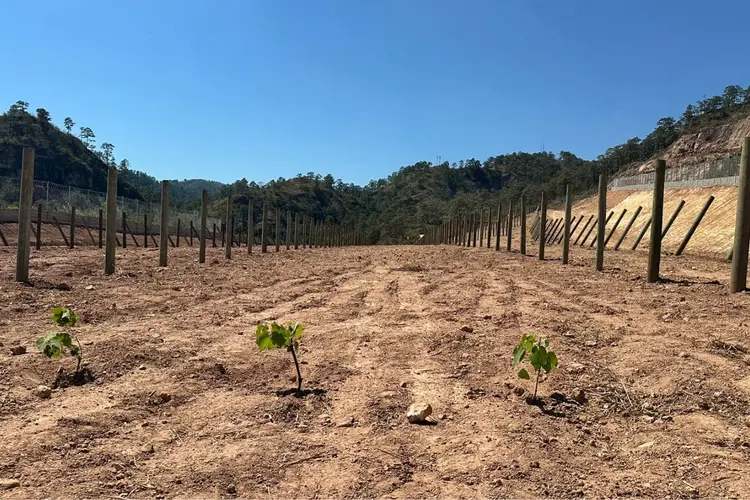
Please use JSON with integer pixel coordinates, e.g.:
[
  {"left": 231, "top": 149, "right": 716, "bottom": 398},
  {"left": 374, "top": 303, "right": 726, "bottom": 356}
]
[{"left": 2, "top": 84, "right": 749, "bottom": 243}]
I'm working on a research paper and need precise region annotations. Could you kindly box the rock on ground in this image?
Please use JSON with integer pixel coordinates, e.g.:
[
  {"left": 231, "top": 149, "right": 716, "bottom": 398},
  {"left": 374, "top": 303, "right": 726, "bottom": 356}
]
[{"left": 407, "top": 402, "right": 432, "bottom": 424}]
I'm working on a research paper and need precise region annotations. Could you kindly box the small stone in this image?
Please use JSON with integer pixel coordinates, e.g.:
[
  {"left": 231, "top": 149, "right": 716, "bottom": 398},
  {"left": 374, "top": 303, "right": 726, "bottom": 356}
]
[
  {"left": 141, "top": 443, "right": 154, "bottom": 453},
  {"left": 297, "top": 424, "right": 309, "bottom": 433},
  {"left": 438, "top": 414, "right": 447, "bottom": 420},
  {"left": 318, "top": 413, "right": 331, "bottom": 423},
  {"left": 138, "top": 365, "right": 146, "bottom": 370},
  {"left": 85, "top": 285, "right": 95, "bottom": 290},
  {"left": 571, "top": 388, "right": 586, "bottom": 405},
  {"left": 0, "top": 479, "right": 20, "bottom": 490},
  {"left": 10, "top": 345, "right": 26, "bottom": 356},
  {"left": 679, "top": 351, "right": 689, "bottom": 358},
  {"left": 227, "top": 484, "right": 237, "bottom": 495},
  {"left": 54, "top": 283, "right": 71, "bottom": 291},
  {"left": 568, "top": 362, "right": 585, "bottom": 374},
  {"left": 157, "top": 393, "right": 171, "bottom": 404},
  {"left": 406, "top": 402, "right": 432, "bottom": 424},
  {"left": 460, "top": 325, "right": 474, "bottom": 333},
  {"left": 399, "top": 381, "right": 408, "bottom": 388},
  {"left": 641, "top": 415, "right": 656, "bottom": 423},
  {"left": 529, "top": 461, "right": 540, "bottom": 468},
  {"left": 584, "top": 340, "right": 597, "bottom": 347},
  {"left": 33, "top": 385, "right": 52, "bottom": 399},
  {"left": 336, "top": 417, "right": 354, "bottom": 428}
]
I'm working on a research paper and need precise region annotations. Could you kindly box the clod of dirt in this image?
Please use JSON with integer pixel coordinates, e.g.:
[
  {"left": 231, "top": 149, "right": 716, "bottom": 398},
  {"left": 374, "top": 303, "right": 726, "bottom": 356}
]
[
  {"left": 0, "top": 479, "right": 20, "bottom": 490},
  {"left": 10, "top": 345, "right": 26, "bottom": 355},
  {"left": 32, "top": 385, "right": 52, "bottom": 399},
  {"left": 54, "top": 283, "right": 71, "bottom": 291},
  {"left": 584, "top": 340, "right": 598, "bottom": 347},
  {"left": 571, "top": 388, "right": 587, "bottom": 405},
  {"left": 52, "top": 368, "right": 96, "bottom": 389},
  {"left": 227, "top": 484, "right": 237, "bottom": 495},
  {"left": 513, "top": 386, "right": 526, "bottom": 397},
  {"left": 141, "top": 443, "right": 155, "bottom": 454},
  {"left": 157, "top": 392, "right": 172, "bottom": 404},
  {"left": 407, "top": 402, "right": 433, "bottom": 424},
  {"left": 460, "top": 325, "right": 474, "bottom": 333}
]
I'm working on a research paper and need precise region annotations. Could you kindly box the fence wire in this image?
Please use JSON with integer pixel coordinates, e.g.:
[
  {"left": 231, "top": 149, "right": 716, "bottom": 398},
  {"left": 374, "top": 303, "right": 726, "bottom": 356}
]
[{"left": 609, "top": 155, "right": 742, "bottom": 191}]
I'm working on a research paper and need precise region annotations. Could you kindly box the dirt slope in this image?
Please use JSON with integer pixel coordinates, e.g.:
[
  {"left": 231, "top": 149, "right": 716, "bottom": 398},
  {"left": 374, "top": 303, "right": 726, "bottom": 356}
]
[{"left": 2, "top": 245, "right": 750, "bottom": 499}]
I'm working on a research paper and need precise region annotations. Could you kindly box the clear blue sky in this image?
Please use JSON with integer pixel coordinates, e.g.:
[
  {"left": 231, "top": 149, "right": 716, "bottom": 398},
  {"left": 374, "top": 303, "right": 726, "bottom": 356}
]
[{"left": 3, "top": 0, "right": 749, "bottom": 186}]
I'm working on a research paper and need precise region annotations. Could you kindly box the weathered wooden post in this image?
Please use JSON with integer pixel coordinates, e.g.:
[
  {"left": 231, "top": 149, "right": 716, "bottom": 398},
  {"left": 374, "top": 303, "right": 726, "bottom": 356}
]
[
  {"left": 176, "top": 219, "right": 180, "bottom": 247},
  {"left": 589, "top": 211, "right": 613, "bottom": 248},
  {"left": 562, "top": 185, "right": 572, "bottom": 264},
  {"left": 275, "top": 208, "right": 281, "bottom": 252},
  {"left": 122, "top": 212, "right": 127, "bottom": 249},
  {"left": 15, "top": 148, "right": 35, "bottom": 282},
  {"left": 199, "top": 190, "right": 207, "bottom": 263},
  {"left": 595, "top": 174, "right": 606, "bottom": 271},
  {"left": 294, "top": 213, "right": 299, "bottom": 249},
  {"left": 36, "top": 203, "right": 42, "bottom": 250},
  {"left": 574, "top": 216, "right": 593, "bottom": 245},
  {"left": 106, "top": 167, "right": 119, "bottom": 273},
  {"left": 301, "top": 215, "right": 307, "bottom": 248},
  {"left": 730, "top": 138, "right": 750, "bottom": 292},
  {"left": 247, "top": 201, "right": 253, "bottom": 254},
  {"left": 563, "top": 215, "right": 583, "bottom": 245},
  {"left": 212, "top": 223, "right": 217, "bottom": 247},
  {"left": 631, "top": 217, "right": 652, "bottom": 251},
  {"left": 486, "top": 208, "right": 492, "bottom": 248},
  {"left": 647, "top": 159, "right": 666, "bottom": 283},
  {"left": 286, "top": 209, "right": 291, "bottom": 250},
  {"left": 69, "top": 206, "right": 76, "bottom": 249},
  {"left": 472, "top": 212, "right": 478, "bottom": 247},
  {"left": 189, "top": 221, "right": 194, "bottom": 247},
  {"left": 144, "top": 214, "right": 149, "bottom": 248},
  {"left": 520, "top": 195, "right": 527, "bottom": 255},
  {"left": 661, "top": 200, "right": 685, "bottom": 239},
  {"left": 603, "top": 209, "right": 627, "bottom": 247},
  {"left": 224, "top": 194, "right": 232, "bottom": 259},
  {"left": 478, "top": 208, "right": 484, "bottom": 248},
  {"left": 676, "top": 196, "right": 714, "bottom": 256},
  {"left": 614, "top": 207, "right": 642, "bottom": 250},
  {"left": 506, "top": 200, "right": 514, "bottom": 251},
  {"left": 99, "top": 209, "right": 103, "bottom": 249},
  {"left": 545, "top": 219, "right": 562, "bottom": 245},
  {"left": 538, "top": 193, "right": 547, "bottom": 260},
  {"left": 261, "top": 204, "right": 269, "bottom": 253}
]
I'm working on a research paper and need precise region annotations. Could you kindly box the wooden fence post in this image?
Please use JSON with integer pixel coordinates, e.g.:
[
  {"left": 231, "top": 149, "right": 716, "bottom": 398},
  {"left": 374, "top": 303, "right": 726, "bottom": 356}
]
[
  {"left": 15, "top": 148, "right": 35, "bottom": 282},
  {"left": 588, "top": 211, "right": 613, "bottom": 247},
  {"left": 661, "top": 200, "right": 685, "bottom": 239},
  {"left": 731, "top": 138, "right": 750, "bottom": 292},
  {"left": 538, "top": 193, "right": 547, "bottom": 261},
  {"left": 631, "top": 217, "right": 652, "bottom": 251},
  {"left": 159, "top": 180, "right": 169, "bottom": 267},
  {"left": 189, "top": 221, "right": 194, "bottom": 247},
  {"left": 595, "top": 174, "right": 606, "bottom": 271},
  {"left": 614, "top": 207, "right": 642, "bottom": 250},
  {"left": 574, "top": 216, "right": 593, "bottom": 245},
  {"left": 247, "top": 201, "right": 253, "bottom": 254},
  {"left": 275, "top": 208, "right": 281, "bottom": 252},
  {"left": 122, "top": 212, "right": 127, "bottom": 249},
  {"left": 261, "top": 204, "right": 269, "bottom": 253},
  {"left": 294, "top": 213, "right": 299, "bottom": 249},
  {"left": 507, "top": 200, "right": 514, "bottom": 251},
  {"left": 286, "top": 209, "right": 291, "bottom": 250},
  {"left": 562, "top": 215, "right": 583, "bottom": 245},
  {"left": 176, "top": 219, "right": 181, "bottom": 248},
  {"left": 603, "top": 209, "right": 627, "bottom": 247},
  {"left": 676, "top": 196, "right": 714, "bottom": 256},
  {"left": 225, "top": 194, "right": 232, "bottom": 259},
  {"left": 562, "top": 186, "right": 572, "bottom": 264},
  {"left": 69, "top": 206, "right": 76, "bottom": 249},
  {"left": 144, "top": 215, "right": 149, "bottom": 248},
  {"left": 520, "top": 195, "right": 527, "bottom": 255},
  {"left": 98, "top": 209, "right": 103, "bottom": 249},
  {"left": 105, "top": 167, "right": 118, "bottom": 274},
  {"left": 199, "top": 190, "right": 207, "bottom": 263},
  {"left": 301, "top": 215, "right": 307, "bottom": 249},
  {"left": 647, "top": 159, "right": 666, "bottom": 283}
]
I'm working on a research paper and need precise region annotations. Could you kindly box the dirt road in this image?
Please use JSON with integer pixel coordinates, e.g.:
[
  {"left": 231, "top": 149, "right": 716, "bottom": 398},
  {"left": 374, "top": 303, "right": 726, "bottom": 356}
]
[{"left": 1, "top": 244, "right": 749, "bottom": 498}]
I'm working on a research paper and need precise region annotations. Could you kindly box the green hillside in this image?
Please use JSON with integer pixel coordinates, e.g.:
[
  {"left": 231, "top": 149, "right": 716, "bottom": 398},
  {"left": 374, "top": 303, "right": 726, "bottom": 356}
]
[{"left": 2, "top": 84, "right": 749, "bottom": 243}]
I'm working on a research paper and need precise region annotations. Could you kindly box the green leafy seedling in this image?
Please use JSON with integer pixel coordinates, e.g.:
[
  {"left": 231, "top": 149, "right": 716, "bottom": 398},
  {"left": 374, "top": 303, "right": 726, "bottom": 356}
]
[
  {"left": 256, "top": 322, "right": 304, "bottom": 394},
  {"left": 512, "top": 333, "right": 558, "bottom": 400},
  {"left": 36, "top": 306, "right": 83, "bottom": 375}
]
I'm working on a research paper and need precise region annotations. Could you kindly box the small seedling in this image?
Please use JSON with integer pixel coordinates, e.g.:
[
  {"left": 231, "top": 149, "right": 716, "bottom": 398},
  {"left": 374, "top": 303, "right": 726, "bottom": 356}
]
[
  {"left": 512, "top": 333, "right": 558, "bottom": 400},
  {"left": 36, "top": 306, "right": 83, "bottom": 376},
  {"left": 256, "top": 322, "right": 304, "bottom": 394}
]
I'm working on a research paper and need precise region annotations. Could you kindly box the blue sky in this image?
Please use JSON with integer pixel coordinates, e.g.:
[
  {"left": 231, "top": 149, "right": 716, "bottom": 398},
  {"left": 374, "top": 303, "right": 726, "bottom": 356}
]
[{"left": 3, "top": 0, "right": 749, "bottom": 186}]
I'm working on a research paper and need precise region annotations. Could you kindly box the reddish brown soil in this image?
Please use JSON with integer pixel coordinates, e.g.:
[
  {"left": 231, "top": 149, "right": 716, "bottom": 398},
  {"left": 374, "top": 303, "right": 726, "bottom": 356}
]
[{"left": 1, "top": 243, "right": 750, "bottom": 499}]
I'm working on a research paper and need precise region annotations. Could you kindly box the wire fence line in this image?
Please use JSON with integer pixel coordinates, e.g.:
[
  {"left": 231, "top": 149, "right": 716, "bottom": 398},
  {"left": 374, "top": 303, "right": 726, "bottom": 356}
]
[
  {"left": 0, "top": 175, "right": 222, "bottom": 229},
  {"left": 609, "top": 155, "right": 742, "bottom": 191}
]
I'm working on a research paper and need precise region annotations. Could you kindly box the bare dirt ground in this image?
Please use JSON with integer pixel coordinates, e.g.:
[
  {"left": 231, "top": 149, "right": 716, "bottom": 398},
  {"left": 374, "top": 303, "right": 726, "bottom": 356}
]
[{"left": 2, "top": 243, "right": 750, "bottom": 499}]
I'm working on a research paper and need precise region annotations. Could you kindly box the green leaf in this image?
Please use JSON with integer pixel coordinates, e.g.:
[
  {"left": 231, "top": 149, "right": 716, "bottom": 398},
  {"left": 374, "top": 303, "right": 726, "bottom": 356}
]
[
  {"left": 544, "top": 338, "right": 550, "bottom": 348},
  {"left": 291, "top": 323, "right": 304, "bottom": 340},
  {"left": 522, "top": 334, "right": 537, "bottom": 352},
  {"left": 545, "top": 351, "right": 558, "bottom": 373},
  {"left": 51, "top": 306, "right": 77, "bottom": 327},
  {"left": 512, "top": 345, "right": 526, "bottom": 367},
  {"left": 270, "top": 322, "right": 289, "bottom": 348},
  {"left": 529, "top": 345, "right": 547, "bottom": 371},
  {"left": 518, "top": 368, "right": 530, "bottom": 380},
  {"left": 256, "top": 324, "right": 275, "bottom": 351}
]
